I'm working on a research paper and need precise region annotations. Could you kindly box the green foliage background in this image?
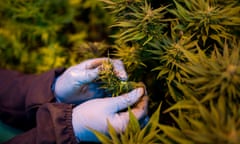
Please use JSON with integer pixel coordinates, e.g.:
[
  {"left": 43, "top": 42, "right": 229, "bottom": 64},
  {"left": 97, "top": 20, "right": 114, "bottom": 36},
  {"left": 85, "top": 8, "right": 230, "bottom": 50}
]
[
  {"left": 1, "top": 0, "right": 240, "bottom": 143},
  {"left": 0, "top": 0, "right": 112, "bottom": 73}
]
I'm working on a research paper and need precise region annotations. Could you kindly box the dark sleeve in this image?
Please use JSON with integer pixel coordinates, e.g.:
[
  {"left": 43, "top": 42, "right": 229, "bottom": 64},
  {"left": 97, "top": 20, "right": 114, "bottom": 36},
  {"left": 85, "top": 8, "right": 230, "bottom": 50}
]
[
  {"left": 0, "top": 68, "right": 65, "bottom": 129},
  {"left": 0, "top": 68, "right": 78, "bottom": 144},
  {"left": 4, "top": 103, "right": 78, "bottom": 144}
]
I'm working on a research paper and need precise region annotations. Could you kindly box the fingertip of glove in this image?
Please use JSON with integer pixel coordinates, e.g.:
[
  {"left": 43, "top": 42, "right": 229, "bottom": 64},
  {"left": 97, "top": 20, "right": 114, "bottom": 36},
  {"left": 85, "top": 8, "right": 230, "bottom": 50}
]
[{"left": 129, "top": 87, "right": 144, "bottom": 99}]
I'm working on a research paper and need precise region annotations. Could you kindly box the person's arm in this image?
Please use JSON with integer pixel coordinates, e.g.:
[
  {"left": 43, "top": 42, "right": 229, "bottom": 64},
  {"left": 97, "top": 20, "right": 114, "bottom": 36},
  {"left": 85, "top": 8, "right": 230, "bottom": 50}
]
[
  {"left": 0, "top": 68, "right": 79, "bottom": 143},
  {"left": 0, "top": 68, "right": 65, "bottom": 130},
  {"left": 0, "top": 58, "right": 135, "bottom": 143},
  {"left": 3, "top": 87, "right": 148, "bottom": 144},
  {"left": 4, "top": 103, "right": 78, "bottom": 144},
  {"left": 0, "top": 58, "right": 125, "bottom": 129}
]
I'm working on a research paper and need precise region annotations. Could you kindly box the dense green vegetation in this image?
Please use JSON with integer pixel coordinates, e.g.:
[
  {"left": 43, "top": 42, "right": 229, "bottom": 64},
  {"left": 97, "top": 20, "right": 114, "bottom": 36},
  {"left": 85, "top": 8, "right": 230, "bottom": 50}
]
[
  {"left": 0, "top": 0, "right": 112, "bottom": 73},
  {"left": 1, "top": 0, "right": 240, "bottom": 143}
]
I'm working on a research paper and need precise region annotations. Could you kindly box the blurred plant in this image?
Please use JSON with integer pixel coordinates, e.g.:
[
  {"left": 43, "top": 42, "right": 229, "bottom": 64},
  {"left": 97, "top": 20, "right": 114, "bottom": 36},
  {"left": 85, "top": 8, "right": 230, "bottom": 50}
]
[
  {"left": 67, "top": 42, "right": 110, "bottom": 66},
  {"left": 35, "top": 44, "right": 67, "bottom": 72},
  {"left": 113, "top": 43, "right": 146, "bottom": 73},
  {"left": 100, "top": 0, "right": 142, "bottom": 19},
  {"left": 161, "top": 95, "right": 240, "bottom": 144},
  {"left": 156, "top": 40, "right": 240, "bottom": 143},
  {"left": 0, "top": 0, "right": 112, "bottom": 73},
  {"left": 177, "top": 40, "right": 240, "bottom": 103}
]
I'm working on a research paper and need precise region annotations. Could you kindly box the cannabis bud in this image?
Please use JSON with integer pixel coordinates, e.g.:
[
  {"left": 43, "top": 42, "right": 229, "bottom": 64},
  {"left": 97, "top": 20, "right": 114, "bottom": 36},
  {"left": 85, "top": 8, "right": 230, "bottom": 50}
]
[{"left": 98, "top": 59, "right": 144, "bottom": 97}]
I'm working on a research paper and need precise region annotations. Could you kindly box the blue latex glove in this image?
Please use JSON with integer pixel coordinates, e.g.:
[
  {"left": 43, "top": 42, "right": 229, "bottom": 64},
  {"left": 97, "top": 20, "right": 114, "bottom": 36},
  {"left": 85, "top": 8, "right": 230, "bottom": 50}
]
[
  {"left": 72, "top": 87, "right": 148, "bottom": 142},
  {"left": 54, "top": 58, "right": 127, "bottom": 104}
]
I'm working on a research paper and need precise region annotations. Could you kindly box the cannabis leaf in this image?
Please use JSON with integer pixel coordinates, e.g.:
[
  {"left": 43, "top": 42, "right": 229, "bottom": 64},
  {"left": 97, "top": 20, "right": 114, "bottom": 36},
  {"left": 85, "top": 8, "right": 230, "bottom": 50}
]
[{"left": 91, "top": 103, "right": 162, "bottom": 144}]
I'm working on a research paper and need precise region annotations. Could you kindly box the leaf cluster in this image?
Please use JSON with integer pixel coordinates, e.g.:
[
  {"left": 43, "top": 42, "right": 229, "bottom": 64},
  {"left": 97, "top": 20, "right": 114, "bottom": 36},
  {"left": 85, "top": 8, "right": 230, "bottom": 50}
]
[
  {"left": 101, "top": 0, "right": 171, "bottom": 74},
  {"left": 0, "top": 0, "right": 112, "bottom": 73},
  {"left": 169, "top": 0, "right": 240, "bottom": 47},
  {"left": 96, "top": 0, "right": 240, "bottom": 143},
  {"left": 91, "top": 104, "right": 162, "bottom": 144},
  {"left": 177, "top": 41, "right": 240, "bottom": 103},
  {"left": 161, "top": 95, "right": 240, "bottom": 144}
]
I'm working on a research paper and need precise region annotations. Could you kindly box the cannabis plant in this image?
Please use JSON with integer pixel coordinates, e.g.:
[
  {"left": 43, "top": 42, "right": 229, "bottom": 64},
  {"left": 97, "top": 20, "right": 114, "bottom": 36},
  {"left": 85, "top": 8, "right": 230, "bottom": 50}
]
[
  {"left": 169, "top": 0, "right": 240, "bottom": 48},
  {"left": 111, "top": 0, "right": 168, "bottom": 44},
  {"left": 177, "top": 40, "right": 240, "bottom": 103},
  {"left": 156, "top": 40, "right": 240, "bottom": 143},
  {"left": 161, "top": 95, "right": 240, "bottom": 144},
  {"left": 113, "top": 43, "right": 146, "bottom": 73},
  {"left": 0, "top": 0, "right": 111, "bottom": 73},
  {"left": 101, "top": 0, "right": 169, "bottom": 44},
  {"left": 1, "top": 0, "right": 240, "bottom": 143},
  {"left": 96, "top": 0, "right": 240, "bottom": 143},
  {"left": 101, "top": 0, "right": 170, "bottom": 73},
  {"left": 147, "top": 35, "right": 197, "bottom": 101},
  {"left": 98, "top": 59, "right": 144, "bottom": 96},
  {"left": 91, "top": 104, "right": 162, "bottom": 144}
]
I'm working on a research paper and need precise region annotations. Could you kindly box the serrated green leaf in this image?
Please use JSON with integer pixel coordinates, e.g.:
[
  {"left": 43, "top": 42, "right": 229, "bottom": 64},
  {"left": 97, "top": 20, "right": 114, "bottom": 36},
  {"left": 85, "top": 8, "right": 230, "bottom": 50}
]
[
  {"left": 99, "top": 0, "right": 115, "bottom": 5},
  {"left": 198, "top": 104, "right": 212, "bottom": 124},
  {"left": 173, "top": 0, "right": 191, "bottom": 22},
  {"left": 185, "top": 117, "right": 207, "bottom": 132},
  {"left": 209, "top": 24, "right": 226, "bottom": 32},
  {"left": 139, "top": 104, "right": 161, "bottom": 135},
  {"left": 217, "top": 96, "right": 226, "bottom": 120},
  {"left": 167, "top": 71, "right": 175, "bottom": 82},
  {"left": 159, "top": 124, "right": 193, "bottom": 144},
  {"left": 141, "top": 129, "right": 160, "bottom": 143},
  {"left": 183, "top": 130, "right": 213, "bottom": 143},
  {"left": 184, "top": 77, "right": 209, "bottom": 84},
  {"left": 156, "top": 134, "right": 173, "bottom": 144},
  {"left": 157, "top": 68, "right": 169, "bottom": 79},
  {"left": 179, "top": 47, "right": 198, "bottom": 63},
  {"left": 127, "top": 32, "right": 146, "bottom": 41},
  {"left": 119, "top": 133, "right": 127, "bottom": 144},
  {"left": 107, "top": 120, "right": 121, "bottom": 144},
  {"left": 90, "top": 128, "right": 112, "bottom": 144},
  {"left": 170, "top": 112, "right": 190, "bottom": 130},
  {"left": 128, "top": 107, "right": 141, "bottom": 133},
  {"left": 143, "top": 36, "right": 153, "bottom": 46},
  {"left": 210, "top": 34, "right": 223, "bottom": 45},
  {"left": 112, "top": 21, "right": 136, "bottom": 28},
  {"left": 202, "top": 35, "right": 207, "bottom": 46},
  {"left": 201, "top": 92, "right": 217, "bottom": 103},
  {"left": 167, "top": 82, "right": 178, "bottom": 101},
  {"left": 210, "top": 101, "right": 220, "bottom": 127},
  {"left": 175, "top": 82, "right": 194, "bottom": 99},
  {"left": 164, "top": 100, "right": 197, "bottom": 113}
]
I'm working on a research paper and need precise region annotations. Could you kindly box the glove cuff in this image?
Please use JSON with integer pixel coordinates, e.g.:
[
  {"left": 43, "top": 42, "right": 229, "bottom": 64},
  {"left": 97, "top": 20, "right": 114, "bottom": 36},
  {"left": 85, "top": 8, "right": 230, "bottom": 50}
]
[
  {"left": 50, "top": 68, "right": 66, "bottom": 102},
  {"left": 51, "top": 77, "right": 62, "bottom": 102}
]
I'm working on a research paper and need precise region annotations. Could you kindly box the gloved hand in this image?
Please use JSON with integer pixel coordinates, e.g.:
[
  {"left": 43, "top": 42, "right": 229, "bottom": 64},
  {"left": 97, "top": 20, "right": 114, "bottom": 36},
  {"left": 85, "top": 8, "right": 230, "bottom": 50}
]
[
  {"left": 54, "top": 58, "right": 127, "bottom": 104},
  {"left": 72, "top": 87, "right": 148, "bottom": 142}
]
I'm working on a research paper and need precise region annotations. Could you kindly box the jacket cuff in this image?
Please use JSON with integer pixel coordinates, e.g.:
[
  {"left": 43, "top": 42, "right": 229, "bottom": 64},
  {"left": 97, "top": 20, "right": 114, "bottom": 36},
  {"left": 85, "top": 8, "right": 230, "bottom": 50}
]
[{"left": 36, "top": 103, "right": 79, "bottom": 144}]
